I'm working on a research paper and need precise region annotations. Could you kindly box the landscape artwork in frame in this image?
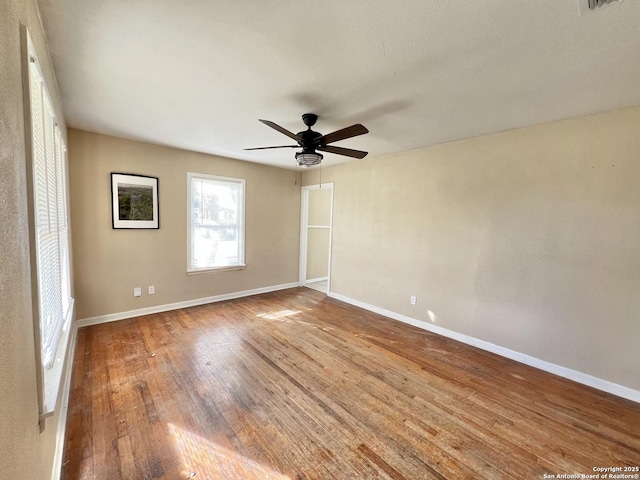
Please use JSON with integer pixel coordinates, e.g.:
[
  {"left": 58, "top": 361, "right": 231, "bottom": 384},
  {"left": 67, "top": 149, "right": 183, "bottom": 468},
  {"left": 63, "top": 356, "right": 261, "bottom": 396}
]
[{"left": 111, "top": 173, "right": 159, "bottom": 229}]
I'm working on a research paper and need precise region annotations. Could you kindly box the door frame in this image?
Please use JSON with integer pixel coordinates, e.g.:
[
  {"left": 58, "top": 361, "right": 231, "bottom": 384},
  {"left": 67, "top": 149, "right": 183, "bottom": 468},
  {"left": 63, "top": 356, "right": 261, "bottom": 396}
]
[{"left": 299, "top": 183, "right": 334, "bottom": 292}]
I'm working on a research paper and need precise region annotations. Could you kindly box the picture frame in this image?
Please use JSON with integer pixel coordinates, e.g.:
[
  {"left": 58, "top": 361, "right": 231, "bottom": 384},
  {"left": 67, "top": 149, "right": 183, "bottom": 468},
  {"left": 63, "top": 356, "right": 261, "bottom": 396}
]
[{"left": 111, "top": 173, "right": 159, "bottom": 229}]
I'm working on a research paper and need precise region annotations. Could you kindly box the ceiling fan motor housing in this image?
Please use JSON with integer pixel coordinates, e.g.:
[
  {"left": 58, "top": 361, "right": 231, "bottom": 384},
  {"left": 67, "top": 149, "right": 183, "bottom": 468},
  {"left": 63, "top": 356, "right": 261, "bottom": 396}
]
[{"left": 297, "top": 129, "right": 324, "bottom": 149}]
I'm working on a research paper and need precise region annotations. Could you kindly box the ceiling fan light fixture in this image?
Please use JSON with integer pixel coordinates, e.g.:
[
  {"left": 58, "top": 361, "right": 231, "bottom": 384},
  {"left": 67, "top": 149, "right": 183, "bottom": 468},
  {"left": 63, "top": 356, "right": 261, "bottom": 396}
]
[{"left": 295, "top": 151, "right": 323, "bottom": 166}]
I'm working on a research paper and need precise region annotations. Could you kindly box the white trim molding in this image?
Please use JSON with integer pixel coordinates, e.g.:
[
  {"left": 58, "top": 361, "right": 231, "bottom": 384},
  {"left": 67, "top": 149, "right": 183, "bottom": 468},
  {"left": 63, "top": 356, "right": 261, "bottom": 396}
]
[
  {"left": 328, "top": 292, "right": 640, "bottom": 404},
  {"left": 76, "top": 282, "right": 299, "bottom": 328},
  {"left": 299, "top": 183, "right": 334, "bottom": 291},
  {"left": 50, "top": 318, "right": 79, "bottom": 480},
  {"left": 305, "top": 276, "right": 328, "bottom": 284}
]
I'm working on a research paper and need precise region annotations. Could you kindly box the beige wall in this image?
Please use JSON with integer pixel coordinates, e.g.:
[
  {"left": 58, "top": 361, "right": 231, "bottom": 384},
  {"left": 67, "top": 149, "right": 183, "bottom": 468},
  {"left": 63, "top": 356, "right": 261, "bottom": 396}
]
[
  {"left": 303, "top": 106, "right": 640, "bottom": 391},
  {"left": 0, "top": 1, "right": 69, "bottom": 478},
  {"left": 306, "top": 229, "right": 330, "bottom": 280},
  {"left": 306, "top": 188, "right": 332, "bottom": 280},
  {"left": 69, "top": 130, "right": 300, "bottom": 319},
  {"left": 308, "top": 188, "right": 332, "bottom": 226}
]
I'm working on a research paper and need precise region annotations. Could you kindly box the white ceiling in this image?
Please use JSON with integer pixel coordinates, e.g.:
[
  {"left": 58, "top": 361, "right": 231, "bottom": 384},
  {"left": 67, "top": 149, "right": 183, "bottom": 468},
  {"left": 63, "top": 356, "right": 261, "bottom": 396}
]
[{"left": 36, "top": 0, "right": 640, "bottom": 170}]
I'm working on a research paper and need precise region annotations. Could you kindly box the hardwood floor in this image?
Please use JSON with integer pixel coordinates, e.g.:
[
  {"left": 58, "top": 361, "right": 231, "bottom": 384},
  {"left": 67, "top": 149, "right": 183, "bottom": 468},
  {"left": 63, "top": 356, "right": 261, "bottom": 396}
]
[{"left": 62, "top": 288, "right": 640, "bottom": 480}]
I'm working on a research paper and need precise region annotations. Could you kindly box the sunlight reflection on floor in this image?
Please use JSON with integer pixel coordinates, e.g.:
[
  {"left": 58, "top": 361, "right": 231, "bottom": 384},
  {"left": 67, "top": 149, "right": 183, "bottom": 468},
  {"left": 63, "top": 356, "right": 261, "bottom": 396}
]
[
  {"left": 168, "top": 423, "right": 291, "bottom": 479},
  {"left": 256, "top": 310, "right": 301, "bottom": 320},
  {"left": 256, "top": 310, "right": 334, "bottom": 332}
]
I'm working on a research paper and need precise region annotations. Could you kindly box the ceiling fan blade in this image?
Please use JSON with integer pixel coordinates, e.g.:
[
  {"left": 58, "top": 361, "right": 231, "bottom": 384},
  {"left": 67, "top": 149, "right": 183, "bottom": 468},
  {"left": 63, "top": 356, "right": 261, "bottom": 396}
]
[
  {"left": 319, "top": 124, "right": 369, "bottom": 145},
  {"left": 259, "top": 119, "right": 302, "bottom": 142},
  {"left": 318, "top": 145, "right": 368, "bottom": 159},
  {"left": 244, "top": 145, "right": 299, "bottom": 151}
]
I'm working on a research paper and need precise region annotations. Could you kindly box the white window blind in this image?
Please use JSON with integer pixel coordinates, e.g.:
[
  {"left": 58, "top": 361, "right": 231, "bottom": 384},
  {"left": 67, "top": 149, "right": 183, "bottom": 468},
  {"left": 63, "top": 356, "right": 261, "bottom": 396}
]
[
  {"left": 27, "top": 36, "right": 73, "bottom": 382},
  {"left": 187, "top": 173, "right": 245, "bottom": 272}
]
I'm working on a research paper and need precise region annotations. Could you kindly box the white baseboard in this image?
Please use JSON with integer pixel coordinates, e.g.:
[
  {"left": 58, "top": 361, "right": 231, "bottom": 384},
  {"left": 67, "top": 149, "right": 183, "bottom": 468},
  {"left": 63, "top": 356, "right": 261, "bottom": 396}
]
[
  {"left": 328, "top": 292, "right": 640, "bottom": 404},
  {"left": 305, "top": 276, "right": 328, "bottom": 284},
  {"left": 76, "top": 282, "right": 299, "bottom": 328}
]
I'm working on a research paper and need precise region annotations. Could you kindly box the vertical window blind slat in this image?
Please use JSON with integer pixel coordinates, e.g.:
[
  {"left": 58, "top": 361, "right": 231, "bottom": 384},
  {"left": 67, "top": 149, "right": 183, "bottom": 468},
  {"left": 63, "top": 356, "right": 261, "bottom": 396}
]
[{"left": 29, "top": 54, "right": 72, "bottom": 370}]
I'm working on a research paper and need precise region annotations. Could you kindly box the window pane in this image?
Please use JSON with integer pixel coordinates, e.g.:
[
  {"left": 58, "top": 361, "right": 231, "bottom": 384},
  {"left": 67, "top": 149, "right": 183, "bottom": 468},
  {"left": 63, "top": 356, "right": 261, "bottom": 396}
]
[{"left": 189, "top": 173, "right": 244, "bottom": 271}]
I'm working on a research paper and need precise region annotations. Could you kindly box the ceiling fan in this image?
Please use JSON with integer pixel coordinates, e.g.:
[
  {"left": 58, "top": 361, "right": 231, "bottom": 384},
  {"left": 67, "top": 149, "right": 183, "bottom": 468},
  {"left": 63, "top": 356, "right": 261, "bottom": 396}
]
[{"left": 245, "top": 113, "right": 369, "bottom": 166}]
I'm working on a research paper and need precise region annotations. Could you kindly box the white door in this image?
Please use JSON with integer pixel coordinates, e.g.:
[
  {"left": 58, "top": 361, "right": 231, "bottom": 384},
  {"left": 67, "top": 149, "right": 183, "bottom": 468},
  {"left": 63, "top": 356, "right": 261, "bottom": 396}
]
[{"left": 299, "top": 183, "right": 333, "bottom": 293}]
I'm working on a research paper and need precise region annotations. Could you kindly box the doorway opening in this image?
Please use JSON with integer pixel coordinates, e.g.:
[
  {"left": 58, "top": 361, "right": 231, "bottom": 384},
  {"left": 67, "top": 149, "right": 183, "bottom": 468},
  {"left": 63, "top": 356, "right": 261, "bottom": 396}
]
[{"left": 299, "top": 183, "right": 333, "bottom": 294}]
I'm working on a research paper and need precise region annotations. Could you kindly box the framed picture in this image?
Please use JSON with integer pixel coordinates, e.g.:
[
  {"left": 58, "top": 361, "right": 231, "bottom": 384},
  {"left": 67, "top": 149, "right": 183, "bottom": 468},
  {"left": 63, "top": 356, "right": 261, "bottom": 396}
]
[{"left": 111, "top": 173, "right": 159, "bottom": 229}]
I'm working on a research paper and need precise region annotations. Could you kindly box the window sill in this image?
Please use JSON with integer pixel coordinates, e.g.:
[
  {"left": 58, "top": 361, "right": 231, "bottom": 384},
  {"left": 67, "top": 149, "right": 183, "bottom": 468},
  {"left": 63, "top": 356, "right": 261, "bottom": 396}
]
[
  {"left": 41, "top": 298, "right": 75, "bottom": 419},
  {"left": 187, "top": 264, "right": 246, "bottom": 276}
]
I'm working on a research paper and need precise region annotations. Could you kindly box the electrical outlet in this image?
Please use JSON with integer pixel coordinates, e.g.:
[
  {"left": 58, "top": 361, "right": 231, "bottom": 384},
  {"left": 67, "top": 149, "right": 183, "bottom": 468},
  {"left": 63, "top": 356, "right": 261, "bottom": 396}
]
[
  {"left": 148, "top": 285, "right": 155, "bottom": 295},
  {"left": 134, "top": 287, "right": 142, "bottom": 297},
  {"left": 410, "top": 296, "right": 417, "bottom": 305}
]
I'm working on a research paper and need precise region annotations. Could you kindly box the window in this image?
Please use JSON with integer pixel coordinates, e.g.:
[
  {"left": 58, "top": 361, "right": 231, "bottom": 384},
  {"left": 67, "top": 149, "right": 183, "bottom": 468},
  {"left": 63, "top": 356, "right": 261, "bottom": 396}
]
[
  {"left": 187, "top": 173, "right": 245, "bottom": 273},
  {"left": 25, "top": 30, "right": 74, "bottom": 416}
]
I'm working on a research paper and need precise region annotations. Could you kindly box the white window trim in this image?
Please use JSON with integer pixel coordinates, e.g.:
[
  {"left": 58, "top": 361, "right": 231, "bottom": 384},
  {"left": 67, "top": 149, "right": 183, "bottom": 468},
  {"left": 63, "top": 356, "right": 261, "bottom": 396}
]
[
  {"left": 187, "top": 172, "right": 246, "bottom": 274},
  {"left": 24, "top": 28, "right": 74, "bottom": 419},
  {"left": 299, "top": 183, "right": 334, "bottom": 291}
]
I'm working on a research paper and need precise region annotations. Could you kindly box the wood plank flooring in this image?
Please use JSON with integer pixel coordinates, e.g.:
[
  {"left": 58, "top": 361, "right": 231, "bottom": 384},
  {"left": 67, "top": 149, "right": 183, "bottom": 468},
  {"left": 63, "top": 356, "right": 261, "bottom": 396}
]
[{"left": 62, "top": 288, "right": 640, "bottom": 479}]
